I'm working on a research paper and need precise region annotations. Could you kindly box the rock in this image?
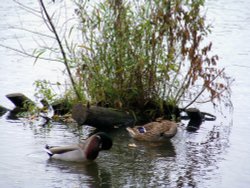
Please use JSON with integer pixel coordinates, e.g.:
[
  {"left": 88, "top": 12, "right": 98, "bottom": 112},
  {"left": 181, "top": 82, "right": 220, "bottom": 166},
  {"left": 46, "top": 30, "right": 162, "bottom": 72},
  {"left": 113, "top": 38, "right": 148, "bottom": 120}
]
[
  {"left": 6, "top": 93, "right": 35, "bottom": 110},
  {"left": 0, "top": 105, "right": 9, "bottom": 116},
  {"left": 185, "top": 108, "right": 203, "bottom": 121}
]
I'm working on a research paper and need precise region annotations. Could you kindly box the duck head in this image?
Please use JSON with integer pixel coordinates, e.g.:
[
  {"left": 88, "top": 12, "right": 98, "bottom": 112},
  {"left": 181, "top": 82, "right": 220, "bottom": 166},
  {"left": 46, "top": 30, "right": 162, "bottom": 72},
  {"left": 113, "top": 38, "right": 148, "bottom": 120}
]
[
  {"left": 84, "top": 132, "right": 113, "bottom": 160},
  {"left": 96, "top": 132, "right": 113, "bottom": 150}
]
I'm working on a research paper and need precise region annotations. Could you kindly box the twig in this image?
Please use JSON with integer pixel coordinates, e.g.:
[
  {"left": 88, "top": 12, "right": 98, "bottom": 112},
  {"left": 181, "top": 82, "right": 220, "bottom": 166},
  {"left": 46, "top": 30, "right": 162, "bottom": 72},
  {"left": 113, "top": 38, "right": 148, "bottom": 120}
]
[
  {"left": 195, "top": 78, "right": 233, "bottom": 104},
  {"left": 38, "top": 0, "right": 81, "bottom": 100},
  {"left": 183, "top": 68, "right": 225, "bottom": 109},
  {"left": 9, "top": 26, "right": 55, "bottom": 39},
  {"left": 0, "top": 43, "right": 62, "bottom": 62},
  {"left": 13, "top": 0, "right": 41, "bottom": 18}
]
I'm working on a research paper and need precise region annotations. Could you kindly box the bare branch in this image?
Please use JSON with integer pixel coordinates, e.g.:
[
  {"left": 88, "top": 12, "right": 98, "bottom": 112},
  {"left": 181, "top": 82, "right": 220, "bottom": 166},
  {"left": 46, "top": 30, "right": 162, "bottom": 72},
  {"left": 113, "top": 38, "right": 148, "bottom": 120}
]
[
  {"left": 9, "top": 26, "right": 55, "bottom": 39},
  {"left": 13, "top": 0, "right": 41, "bottom": 18},
  {"left": 183, "top": 68, "right": 225, "bottom": 109},
  {"left": 0, "top": 43, "right": 62, "bottom": 63},
  {"left": 38, "top": 0, "right": 81, "bottom": 100}
]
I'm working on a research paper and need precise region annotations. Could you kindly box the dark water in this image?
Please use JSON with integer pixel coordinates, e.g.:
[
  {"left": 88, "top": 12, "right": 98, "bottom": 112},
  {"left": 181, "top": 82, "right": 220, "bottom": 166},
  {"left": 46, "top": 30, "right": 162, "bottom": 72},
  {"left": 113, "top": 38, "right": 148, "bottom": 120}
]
[{"left": 0, "top": 1, "right": 250, "bottom": 187}]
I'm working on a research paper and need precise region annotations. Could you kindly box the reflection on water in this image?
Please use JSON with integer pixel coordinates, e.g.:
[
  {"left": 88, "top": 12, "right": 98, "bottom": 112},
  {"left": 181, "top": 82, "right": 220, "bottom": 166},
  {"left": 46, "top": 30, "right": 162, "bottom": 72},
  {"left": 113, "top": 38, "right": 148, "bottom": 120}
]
[
  {"left": 45, "top": 160, "right": 112, "bottom": 187},
  {"left": 0, "top": 110, "right": 231, "bottom": 187},
  {"left": 0, "top": 0, "right": 249, "bottom": 187}
]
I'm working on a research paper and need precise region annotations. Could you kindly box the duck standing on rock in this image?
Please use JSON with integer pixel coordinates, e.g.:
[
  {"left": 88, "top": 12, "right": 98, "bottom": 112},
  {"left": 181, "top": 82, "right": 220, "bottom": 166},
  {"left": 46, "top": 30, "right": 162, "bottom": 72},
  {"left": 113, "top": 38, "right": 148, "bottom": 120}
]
[
  {"left": 126, "top": 120, "right": 178, "bottom": 142},
  {"left": 44, "top": 132, "right": 113, "bottom": 162}
]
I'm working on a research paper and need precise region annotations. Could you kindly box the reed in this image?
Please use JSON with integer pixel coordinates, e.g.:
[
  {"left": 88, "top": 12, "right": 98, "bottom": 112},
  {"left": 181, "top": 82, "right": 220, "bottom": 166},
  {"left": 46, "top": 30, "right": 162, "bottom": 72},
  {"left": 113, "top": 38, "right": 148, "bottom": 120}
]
[
  {"left": 72, "top": 0, "right": 231, "bottom": 117},
  {"left": 9, "top": 0, "right": 231, "bottom": 119}
]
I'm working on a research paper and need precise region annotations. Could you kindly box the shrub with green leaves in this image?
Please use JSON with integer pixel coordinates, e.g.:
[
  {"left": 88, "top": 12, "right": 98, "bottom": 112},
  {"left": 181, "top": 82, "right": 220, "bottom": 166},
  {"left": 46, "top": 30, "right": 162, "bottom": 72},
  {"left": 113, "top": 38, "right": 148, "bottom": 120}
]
[
  {"left": 26, "top": 0, "right": 231, "bottom": 119},
  {"left": 6, "top": 0, "right": 231, "bottom": 119},
  {"left": 73, "top": 0, "right": 231, "bottom": 114}
]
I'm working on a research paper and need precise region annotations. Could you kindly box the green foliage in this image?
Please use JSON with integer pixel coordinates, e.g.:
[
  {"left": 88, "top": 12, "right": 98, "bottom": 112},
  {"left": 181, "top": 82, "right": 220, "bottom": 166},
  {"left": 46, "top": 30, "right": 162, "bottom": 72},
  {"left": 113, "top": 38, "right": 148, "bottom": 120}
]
[
  {"left": 19, "top": 99, "right": 38, "bottom": 117},
  {"left": 73, "top": 0, "right": 231, "bottom": 113},
  {"left": 34, "top": 80, "right": 57, "bottom": 103},
  {"left": 30, "top": 0, "right": 231, "bottom": 120},
  {"left": 33, "top": 79, "right": 87, "bottom": 114}
]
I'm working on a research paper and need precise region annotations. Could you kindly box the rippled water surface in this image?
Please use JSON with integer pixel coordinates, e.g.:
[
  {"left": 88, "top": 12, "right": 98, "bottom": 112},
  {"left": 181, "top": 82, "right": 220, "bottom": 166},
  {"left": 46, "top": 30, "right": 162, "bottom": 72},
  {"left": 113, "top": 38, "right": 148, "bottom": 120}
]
[{"left": 0, "top": 0, "right": 250, "bottom": 187}]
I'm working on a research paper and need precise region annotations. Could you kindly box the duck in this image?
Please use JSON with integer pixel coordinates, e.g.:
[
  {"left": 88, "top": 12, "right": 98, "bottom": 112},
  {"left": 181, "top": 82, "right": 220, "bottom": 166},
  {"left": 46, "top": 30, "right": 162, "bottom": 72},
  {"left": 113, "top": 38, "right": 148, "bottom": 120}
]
[
  {"left": 126, "top": 119, "right": 178, "bottom": 142},
  {"left": 44, "top": 132, "right": 113, "bottom": 162}
]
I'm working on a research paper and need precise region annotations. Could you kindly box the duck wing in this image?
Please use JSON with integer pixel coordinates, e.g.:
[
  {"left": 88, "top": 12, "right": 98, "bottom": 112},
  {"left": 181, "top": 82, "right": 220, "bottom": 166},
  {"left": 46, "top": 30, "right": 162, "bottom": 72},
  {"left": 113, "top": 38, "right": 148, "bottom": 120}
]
[
  {"left": 161, "top": 121, "right": 178, "bottom": 138},
  {"left": 45, "top": 144, "right": 79, "bottom": 156}
]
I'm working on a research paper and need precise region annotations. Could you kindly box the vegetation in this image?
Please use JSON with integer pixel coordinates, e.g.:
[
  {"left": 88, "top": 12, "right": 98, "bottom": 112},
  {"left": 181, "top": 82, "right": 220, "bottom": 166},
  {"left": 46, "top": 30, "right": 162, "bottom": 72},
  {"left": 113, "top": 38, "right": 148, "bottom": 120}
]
[
  {"left": 71, "top": 0, "right": 231, "bottom": 118},
  {"left": 8, "top": 0, "right": 232, "bottom": 120}
]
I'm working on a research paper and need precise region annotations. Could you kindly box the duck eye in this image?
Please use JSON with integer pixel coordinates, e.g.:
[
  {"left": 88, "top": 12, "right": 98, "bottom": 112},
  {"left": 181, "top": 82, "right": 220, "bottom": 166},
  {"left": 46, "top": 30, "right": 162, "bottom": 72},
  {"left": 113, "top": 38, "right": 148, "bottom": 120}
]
[{"left": 137, "top": 127, "right": 146, "bottom": 133}]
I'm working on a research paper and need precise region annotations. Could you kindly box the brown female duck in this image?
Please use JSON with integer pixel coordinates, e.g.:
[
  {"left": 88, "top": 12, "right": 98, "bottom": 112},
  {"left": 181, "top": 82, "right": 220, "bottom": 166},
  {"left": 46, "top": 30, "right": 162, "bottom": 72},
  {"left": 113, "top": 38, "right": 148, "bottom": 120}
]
[{"left": 126, "top": 120, "right": 177, "bottom": 142}]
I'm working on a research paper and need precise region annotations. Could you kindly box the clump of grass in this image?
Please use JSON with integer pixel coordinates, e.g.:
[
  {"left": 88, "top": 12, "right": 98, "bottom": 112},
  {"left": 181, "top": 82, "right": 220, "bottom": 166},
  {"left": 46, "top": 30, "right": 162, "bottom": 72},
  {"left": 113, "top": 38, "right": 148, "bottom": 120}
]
[
  {"left": 13, "top": 0, "right": 231, "bottom": 120},
  {"left": 72, "top": 0, "right": 231, "bottom": 118}
]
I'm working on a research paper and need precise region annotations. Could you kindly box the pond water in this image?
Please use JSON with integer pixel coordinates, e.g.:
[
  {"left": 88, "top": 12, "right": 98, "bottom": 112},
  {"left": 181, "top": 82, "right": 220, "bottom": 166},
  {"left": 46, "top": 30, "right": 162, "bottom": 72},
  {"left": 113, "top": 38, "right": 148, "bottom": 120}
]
[{"left": 0, "top": 0, "right": 250, "bottom": 187}]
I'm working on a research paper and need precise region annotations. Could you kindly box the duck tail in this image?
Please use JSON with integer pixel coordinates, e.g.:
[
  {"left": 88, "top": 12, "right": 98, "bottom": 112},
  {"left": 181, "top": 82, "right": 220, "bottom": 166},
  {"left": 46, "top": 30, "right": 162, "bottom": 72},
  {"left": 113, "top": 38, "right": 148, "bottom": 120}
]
[
  {"left": 163, "top": 125, "right": 178, "bottom": 138},
  {"left": 44, "top": 144, "right": 53, "bottom": 157},
  {"left": 126, "top": 127, "right": 136, "bottom": 137}
]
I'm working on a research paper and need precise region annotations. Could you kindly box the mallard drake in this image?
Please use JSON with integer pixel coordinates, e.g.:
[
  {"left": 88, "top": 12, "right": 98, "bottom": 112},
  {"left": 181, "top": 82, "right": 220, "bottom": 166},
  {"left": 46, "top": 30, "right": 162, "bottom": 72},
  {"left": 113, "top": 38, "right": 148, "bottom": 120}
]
[
  {"left": 126, "top": 120, "right": 177, "bottom": 142},
  {"left": 44, "top": 132, "right": 112, "bottom": 162}
]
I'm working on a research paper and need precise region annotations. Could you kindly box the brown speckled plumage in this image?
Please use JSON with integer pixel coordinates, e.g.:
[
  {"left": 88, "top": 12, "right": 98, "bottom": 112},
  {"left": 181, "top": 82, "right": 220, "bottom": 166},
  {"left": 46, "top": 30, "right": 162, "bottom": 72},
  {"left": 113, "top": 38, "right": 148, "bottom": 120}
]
[{"left": 126, "top": 120, "right": 177, "bottom": 142}]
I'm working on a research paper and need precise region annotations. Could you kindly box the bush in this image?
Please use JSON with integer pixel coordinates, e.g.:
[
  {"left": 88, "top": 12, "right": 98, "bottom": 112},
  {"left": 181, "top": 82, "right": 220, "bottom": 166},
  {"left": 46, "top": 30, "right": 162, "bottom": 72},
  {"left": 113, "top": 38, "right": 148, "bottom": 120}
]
[
  {"left": 14, "top": 0, "right": 231, "bottom": 120},
  {"left": 72, "top": 0, "right": 231, "bottom": 116}
]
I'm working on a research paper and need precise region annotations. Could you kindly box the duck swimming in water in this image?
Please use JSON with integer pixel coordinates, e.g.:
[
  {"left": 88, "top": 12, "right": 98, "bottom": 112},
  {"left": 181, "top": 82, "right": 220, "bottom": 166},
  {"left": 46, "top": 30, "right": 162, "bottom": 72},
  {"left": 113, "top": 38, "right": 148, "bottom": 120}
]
[
  {"left": 44, "top": 132, "right": 112, "bottom": 162},
  {"left": 126, "top": 120, "right": 178, "bottom": 142}
]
